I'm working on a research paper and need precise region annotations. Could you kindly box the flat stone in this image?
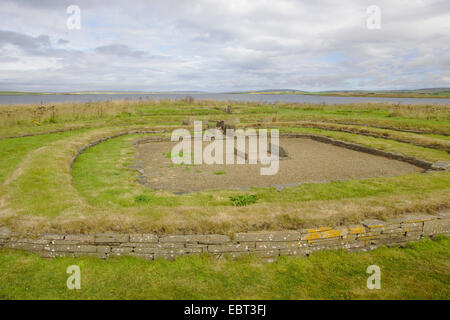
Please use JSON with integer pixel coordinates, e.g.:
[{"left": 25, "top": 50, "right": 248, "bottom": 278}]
[
  {"left": 300, "top": 228, "right": 346, "bottom": 241},
  {"left": 38, "top": 251, "right": 69, "bottom": 258},
  {"left": 185, "top": 244, "right": 208, "bottom": 249},
  {"left": 159, "top": 234, "right": 231, "bottom": 244},
  {"left": 436, "top": 211, "right": 450, "bottom": 218},
  {"left": 361, "top": 219, "right": 387, "bottom": 229},
  {"left": 134, "top": 247, "right": 202, "bottom": 255},
  {"left": 95, "top": 233, "right": 129, "bottom": 243},
  {"left": 360, "top": 229, "right": 384, "bottom": 236},
  {"left": 279, "top": 247, "right": 312, "bottom": 257},
  {"left": 300, "top": 227, "right": 333, "bottom": 233},
  {"left": 120, "top": 242, "right": 184, "bottom": 249},
  {"left": 96, "top": 246, "right": 111, "bottom": 254},
  {"left": 49, "top": 240, "right": 80, "bottom": 245},
  {"left": 208, "top": 243, "right": 255, "bottom": 253},
  {"left": 391, "top": 214, "right": 437, "bottom": 224},
  {"left": 195, "top": 235, "right": 231, "bottom": 244},
  {"left": 65, "top": 234, "right": 95, "bottom": 242},
  {"left": 45, "top": 244, "right": 97, "bottom": 253},
  {"left": 159, "top": 235, "right": 198, "bottom": 243},
  {"left": 4, "top": 242, "right": 44, "bottom": 251},
  {"left": 12, "top": 238, "right": 49, "bottom": 245},
  {"left": 255, "top": 241, "right": 307, "bottom": 250},
  {"left": 431, "top": 161, "right": 450, "bottom": 171},
  {"left": 341, "top": 241, "right": 366, "bottom": 250},
  {"left": 381, "top": 228, "right": 405, "bottom": 234},
  {"left": 424, "top": 218, "right": 450, "bottom": 236},
  {"left": 405, "top": 231, "right": 423, "bottom": 241},
  {"left": 235, "top": 231, "right": 301, "bottom": 242},
  {"left": 129, "top": 234, "right": 158, "bottom": 243},
  {"left": 307, "top": 238, "right": 345, "bottom": 247},
  {"left": 347, "top": 225, "right": 365, "bottom": 235},
  {"left": 401, "top": 224, "right": 423, "bottom": 232},
  {"left": 111, "top": 247, "right": 133, "bottom": 254},
  {"left": 40, "top": 234, "right": 64, "bottom": 240},
  {"left": 0, "top": 227, "right": 11, "bottom": 239}
]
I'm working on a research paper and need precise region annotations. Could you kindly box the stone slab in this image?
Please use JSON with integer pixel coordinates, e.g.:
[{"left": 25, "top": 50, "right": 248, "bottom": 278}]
[
  {"left": 235, "top": 231, "right": 301, "bottom": 242},
  {"left": 424, "top": 218, "right": 450, "bottom": 236}
]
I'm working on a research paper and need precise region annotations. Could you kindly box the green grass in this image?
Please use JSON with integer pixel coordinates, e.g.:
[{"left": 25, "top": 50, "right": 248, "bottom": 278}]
[
  {"left": 0, "top": 130, "right": 87, "bottom": 183},
  {"left": 280, "top": 127, "right": 450, "bottom": 162},
  {"left": 71, "top": 132, "right": 450, "bottom": 208},
  {"left": 0, "top": 236, "right": 448, "bottom": 299},
  {"left": 1, "top": 100, "right": 449, "bottom": 139},
  {"left": 230, "top": 194, "right": 258, "bottom": 206},
  {"left": 49, "top": 131, "right": 448, "bottom": 233},
  {"left": 1, "top": 99, "right": 449, "bottom": 300},
  {"left": 0, "top": 101, "right": 449, "bottom": 234}
]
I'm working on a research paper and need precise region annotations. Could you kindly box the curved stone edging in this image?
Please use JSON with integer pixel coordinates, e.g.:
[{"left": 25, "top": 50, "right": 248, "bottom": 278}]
[
  {"left": 69, "top": 129, "right": 166, "bottom": 167},
  {"left": 282, "top": 133, "right": 449, "bottom": 170},
  {"left": 129, "top": 132, "right": 448, "bottom": 171},
  {"left": 287, "top": 124, "right": 450, "bottom": 152},
  {"left": 69, "top": 130, "right": 449, "bottom": 190},
  {"left": 0, "top": 212, "right": 448, "bottom": 262}
]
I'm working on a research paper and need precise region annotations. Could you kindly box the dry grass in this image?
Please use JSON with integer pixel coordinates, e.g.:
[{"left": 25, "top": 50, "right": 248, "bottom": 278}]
[
  {"left": 1, "top": 235, "right": 449, "bottom": 299},
  {"left": 0, "top": 99, "right": 140, "bottom": 128},
  {"left": 245, "top": 120, "right": 450, "bottom": 151},
  {"left": 0, "top": 100, "right": 449, "bottom": 235},
  {"left": 0, "top": 126, "right": 449, "bottom": 235},
  {"left": 1, "top": 99, "right": 449, "bottom": 129},
  {"left": 2, "top": 188, "right": 448, "bottom": 236}
]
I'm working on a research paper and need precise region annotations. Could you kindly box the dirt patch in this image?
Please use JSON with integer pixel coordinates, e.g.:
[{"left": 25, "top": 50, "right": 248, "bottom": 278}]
[{"left": 137, "top": 137, "right": 423, "bottom": 193}]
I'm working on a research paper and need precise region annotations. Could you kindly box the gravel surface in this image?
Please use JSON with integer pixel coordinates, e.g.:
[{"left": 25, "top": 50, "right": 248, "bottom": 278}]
[{"left": 137, "top": 137, "right": 422, "bottom": 192}]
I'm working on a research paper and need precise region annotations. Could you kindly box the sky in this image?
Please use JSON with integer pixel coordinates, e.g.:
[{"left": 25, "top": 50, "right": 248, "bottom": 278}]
[{"left": 0, "top": 0, "right": 449, "bottom": 92}]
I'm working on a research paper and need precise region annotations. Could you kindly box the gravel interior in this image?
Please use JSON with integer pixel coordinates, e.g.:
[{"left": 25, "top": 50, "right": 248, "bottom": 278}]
[{"left": 137, "top": 137, "right": 423, "bottom": 193}]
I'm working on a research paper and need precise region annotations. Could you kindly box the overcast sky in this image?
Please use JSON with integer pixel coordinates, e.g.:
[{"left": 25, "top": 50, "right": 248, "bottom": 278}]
[{"left": 1, "top": 0, "right": 449, "bottom": 92}]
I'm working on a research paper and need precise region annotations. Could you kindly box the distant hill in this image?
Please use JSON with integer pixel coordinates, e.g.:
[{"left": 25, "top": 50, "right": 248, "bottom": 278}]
[
  {"left": 1, "top": 88, "right": 449, "bottom": 98},
  {"left": 230, "top": 89, "right": 308, "bottom": 94},
  {"left": 228, "top": 88, "right": 450, "bottom": 98}
]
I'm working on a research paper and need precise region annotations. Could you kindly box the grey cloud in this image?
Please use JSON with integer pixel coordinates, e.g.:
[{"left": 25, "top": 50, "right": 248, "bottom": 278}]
[
  {"left": 94, "top": 44, "right": 147, "bottom": 58},
  {"left": 0, "top": 30, "right": 50, "bottom": 51},
  {"left": 0, "top": 0, "right": 449, "bottom": 91}
]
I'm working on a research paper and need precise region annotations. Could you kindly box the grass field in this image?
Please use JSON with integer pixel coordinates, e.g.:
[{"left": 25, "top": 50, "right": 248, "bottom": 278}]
[
  {"left": 0, "top": 235, "right": 448, "bottom": 299},
  {"left": 0, "top": 99, "right": 449, "bottom": 235},
  {"left": 0, "top": 98, "right": 448, "bottom": 300}
]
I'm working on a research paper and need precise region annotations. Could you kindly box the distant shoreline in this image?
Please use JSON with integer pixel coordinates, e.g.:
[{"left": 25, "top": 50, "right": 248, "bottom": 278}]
[
  {"left": 2, "top": 90, "right": 450, "bottom": 99},
  {"left": 1, "top": 92, "right": 450, "bottom": 106},
  {"left": 242, "top": 91, "right": 450, "bottom": 99}
]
